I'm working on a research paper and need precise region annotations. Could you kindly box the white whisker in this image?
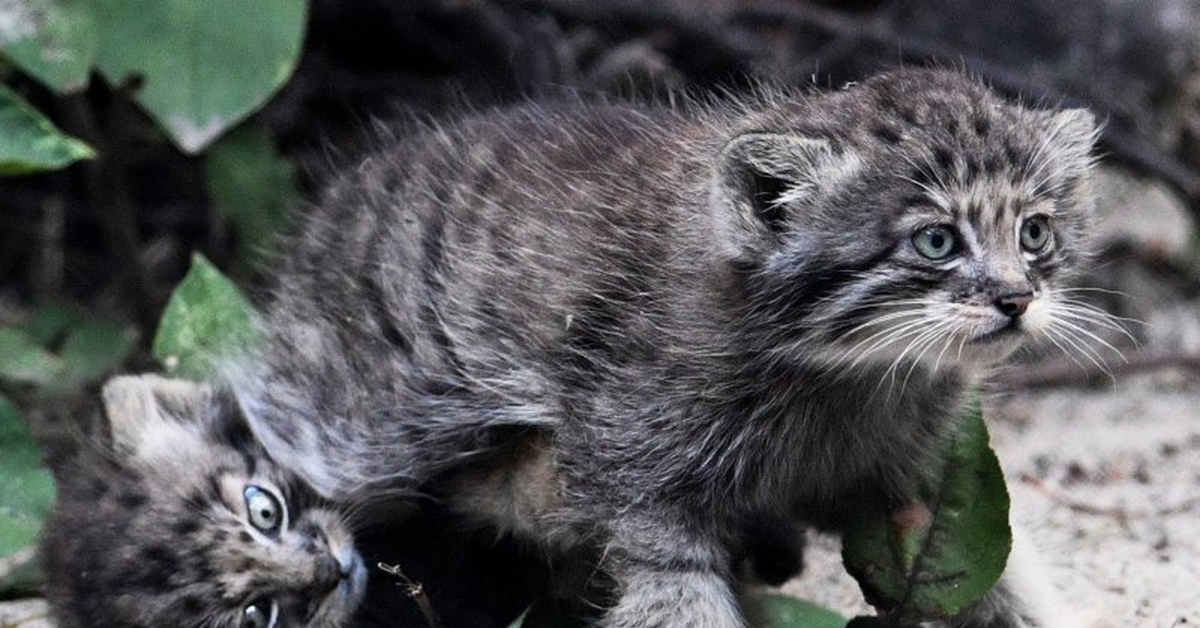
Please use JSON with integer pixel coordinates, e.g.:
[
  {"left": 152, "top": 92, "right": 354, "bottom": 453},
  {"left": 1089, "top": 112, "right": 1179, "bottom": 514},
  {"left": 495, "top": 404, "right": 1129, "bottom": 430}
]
[
  {"left": 1046, "top": 315, "right": 1128, "bottom": 362},
  {"left": 1046, "top": 322, "right": 1113, "bottom": 376}
]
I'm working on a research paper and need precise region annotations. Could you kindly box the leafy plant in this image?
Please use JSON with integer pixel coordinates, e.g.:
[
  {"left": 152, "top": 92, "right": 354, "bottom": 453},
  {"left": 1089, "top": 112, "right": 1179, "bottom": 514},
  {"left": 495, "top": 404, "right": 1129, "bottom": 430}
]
[
  {"left": 205, "top": 124, "right": 300, "bottom": 273},
  {"left": 841, "top": 396, "right": 1011, "bottom": 627},
  {"left": 0, "top": 304, "right": 136, "bottom": 595},
  {"left": 0, "top": 396, "right": 54, "bottom": 595},
  {"left": 153, "top": 253, "right": 263, "bottom": 378},
  {"left": 0, "top": 84, "right": 93, "bottom": 174},
  {"left": 0, "top": 0, "right": 308, "bottom": 153},
  {"left": 1, "top": 303, "right": 137, "bottom": 394}
]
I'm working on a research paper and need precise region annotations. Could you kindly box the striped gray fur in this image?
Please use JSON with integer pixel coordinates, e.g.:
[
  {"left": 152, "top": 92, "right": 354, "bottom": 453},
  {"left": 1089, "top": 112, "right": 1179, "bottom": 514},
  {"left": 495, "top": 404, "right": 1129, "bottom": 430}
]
[{"left": 238, "top": 69, "right": 1103, "bottom": 628}]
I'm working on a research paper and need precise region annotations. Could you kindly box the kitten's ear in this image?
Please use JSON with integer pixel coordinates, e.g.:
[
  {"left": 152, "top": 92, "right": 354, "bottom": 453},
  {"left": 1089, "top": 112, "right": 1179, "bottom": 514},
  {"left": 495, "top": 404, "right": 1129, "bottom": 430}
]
[
  {"left": 713, "top": 132, "right": 857, "bottom": 253},
  {"left": 1044, "top": 108, "right": 1098, "bottom": 172},
  {"left": 101, "top": 374, "right": 213, "bottom": 455}
]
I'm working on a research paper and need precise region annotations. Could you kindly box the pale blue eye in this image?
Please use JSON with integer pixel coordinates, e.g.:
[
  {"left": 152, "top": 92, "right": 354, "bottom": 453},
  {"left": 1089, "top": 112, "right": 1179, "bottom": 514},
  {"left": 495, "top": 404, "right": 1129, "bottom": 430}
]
[
  {"left": 1020, "top": 215, "right": 1052, "bottom": 252},
  {"left": 243, "top": 485, "right": 284, "bottom": 535},
  {"left": 912, "top": 225, "right": 958, "bottom": 260},
  {"left": 241, "top": 599, "right": 277, "bottom": 628}
]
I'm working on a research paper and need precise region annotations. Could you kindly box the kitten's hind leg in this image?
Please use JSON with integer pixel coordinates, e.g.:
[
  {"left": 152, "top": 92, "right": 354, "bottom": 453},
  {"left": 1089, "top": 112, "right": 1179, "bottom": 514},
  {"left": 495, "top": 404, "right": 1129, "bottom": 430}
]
[
  {"left": 605, "top": 568, "right": 744, "bottom": 628},
  {"left": 601, "top": 516, "right": 746, "bottom": 628}
]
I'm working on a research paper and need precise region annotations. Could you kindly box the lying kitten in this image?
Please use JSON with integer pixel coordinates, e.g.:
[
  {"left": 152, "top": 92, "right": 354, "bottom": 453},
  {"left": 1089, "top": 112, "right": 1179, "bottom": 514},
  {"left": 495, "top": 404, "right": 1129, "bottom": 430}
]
[
  {"left": 41, "top": 375, "right": 369, "bottom": 628},
  {"left": 231, "top": 69, "right": 1101, "bottom": 628},
  {"left": 41, "top": 375, "right": 546, "bottom": 628}
]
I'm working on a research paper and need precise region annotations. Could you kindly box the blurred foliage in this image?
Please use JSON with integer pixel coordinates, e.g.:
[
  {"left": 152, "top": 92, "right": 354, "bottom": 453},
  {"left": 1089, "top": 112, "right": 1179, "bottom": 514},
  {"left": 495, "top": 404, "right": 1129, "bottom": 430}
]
[
  {"left": 0, "top": 84, "right": 92, "bottom": 174},
  {"left": 1, "top": 304, "right": 135, "bottom": 392},
  {"left": 89, "top": 0, "right": 308, "bottom": 153},
  {"left": 0, "top": 0, "right": 97, "bottom": 93},
  {"left": 0, "top": 304, "right": 135, "bottom": 594},
  {"left": 205, "top": 124, "right": 299, "bottom": 274},
  {"left": 153, "top": 253, "right": 262, "bottom": 379},
  {"left": 0, "top": 0, "right": 307, "bottom": 152},
  {"left": 0, "top": 397, "right": 53, "bottom": 562}
]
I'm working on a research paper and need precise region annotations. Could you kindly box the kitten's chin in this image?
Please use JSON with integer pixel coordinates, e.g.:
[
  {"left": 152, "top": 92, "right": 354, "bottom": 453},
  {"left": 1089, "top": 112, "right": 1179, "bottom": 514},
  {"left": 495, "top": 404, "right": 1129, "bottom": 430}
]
[{"left": 958, "top": 323, "right": 1029, "bottom": 365}]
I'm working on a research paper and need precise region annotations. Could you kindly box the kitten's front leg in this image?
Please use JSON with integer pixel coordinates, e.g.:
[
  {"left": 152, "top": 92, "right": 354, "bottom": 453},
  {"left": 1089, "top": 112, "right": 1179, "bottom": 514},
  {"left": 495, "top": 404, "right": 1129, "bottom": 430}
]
[{"left": 601, "top": 516, "right": 746, "bottom": 628}]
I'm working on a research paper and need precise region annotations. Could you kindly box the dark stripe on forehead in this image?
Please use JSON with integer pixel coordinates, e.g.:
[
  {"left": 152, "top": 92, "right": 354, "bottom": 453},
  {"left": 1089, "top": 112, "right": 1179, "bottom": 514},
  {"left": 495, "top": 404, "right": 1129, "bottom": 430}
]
[
  {"left": 993, "top": 198, "right": 1013, "bottom": 231},
  {"left": 966, "top": 199, "right": 983, "bottom": 226},
  {"left": 973, "top": 112, "right": 991, "bottom": 137},
  {"left": 964, "top": 154, "right": 981, "bottom": 180}
]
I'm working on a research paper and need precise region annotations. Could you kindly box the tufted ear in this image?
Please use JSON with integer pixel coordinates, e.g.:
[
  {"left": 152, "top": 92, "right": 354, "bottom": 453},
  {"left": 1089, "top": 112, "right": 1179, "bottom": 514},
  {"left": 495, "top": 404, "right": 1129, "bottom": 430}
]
[
  {"left": 101, "top": 374, "right": 214, "bottom": 457},
  {"left": 712, "top": 132, "right": 858, "bottom": 255},
  {"left": 1043, "top": 108, "right": 1098, "bottom": 175}
]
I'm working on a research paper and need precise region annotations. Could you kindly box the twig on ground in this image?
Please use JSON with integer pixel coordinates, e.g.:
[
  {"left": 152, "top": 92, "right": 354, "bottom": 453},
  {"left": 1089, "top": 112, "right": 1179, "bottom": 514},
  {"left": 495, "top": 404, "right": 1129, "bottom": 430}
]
[
  {"left": 1019, "top": 474, "right": 1200, "bottom": 523},
  {"left": 377, "top": 562, "right": 442, "bottom": 628},
  {"left": 993, "top": 350, "right": 1200, "bottom": 390}
]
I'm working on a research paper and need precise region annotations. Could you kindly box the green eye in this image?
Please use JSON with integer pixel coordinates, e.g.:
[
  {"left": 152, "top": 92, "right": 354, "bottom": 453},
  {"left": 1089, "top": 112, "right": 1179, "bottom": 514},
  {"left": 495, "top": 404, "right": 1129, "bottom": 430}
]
[
  {"left": 912, "top": 224, "right": 959, "bottom": 260},
  {"left": 241, "top": 599, "right": 277, "bottom": 628},
  {"left": 243, "top": 485, "right": 285, "bottom": 536},
  {"left": 1020, "top": 215, "right": 1052, "bottom": 252}
]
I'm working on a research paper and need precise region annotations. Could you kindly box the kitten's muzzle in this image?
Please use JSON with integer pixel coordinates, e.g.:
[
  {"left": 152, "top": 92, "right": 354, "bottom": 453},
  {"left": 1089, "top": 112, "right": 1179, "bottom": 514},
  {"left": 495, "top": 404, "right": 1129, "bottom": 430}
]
[
  {"left": 312, "top": 554, "right": 344, "bottom": 595},
  {"left": 993, "top": 291, "right": 1033, "bottom": 318}
]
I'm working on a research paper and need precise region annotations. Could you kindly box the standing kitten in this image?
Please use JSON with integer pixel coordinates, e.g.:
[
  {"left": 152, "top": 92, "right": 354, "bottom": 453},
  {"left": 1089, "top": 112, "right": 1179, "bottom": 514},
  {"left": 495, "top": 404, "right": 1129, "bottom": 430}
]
[
  {"left": 234, "top": 69, "right": 1100, "bottom": 628},
  {"left": 41, "top": 375, "right": 368, "bottom": 628}
]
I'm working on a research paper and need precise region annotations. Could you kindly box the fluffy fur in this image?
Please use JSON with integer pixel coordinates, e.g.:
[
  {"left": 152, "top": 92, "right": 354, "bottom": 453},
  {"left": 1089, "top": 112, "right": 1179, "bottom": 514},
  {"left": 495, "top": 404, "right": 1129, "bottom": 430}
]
[
  {"left": 41, "top": 376, "right": 368, "bottom": 628},
  {"left": 226, "top": 69, "right": 1105, "bottom": 628}
]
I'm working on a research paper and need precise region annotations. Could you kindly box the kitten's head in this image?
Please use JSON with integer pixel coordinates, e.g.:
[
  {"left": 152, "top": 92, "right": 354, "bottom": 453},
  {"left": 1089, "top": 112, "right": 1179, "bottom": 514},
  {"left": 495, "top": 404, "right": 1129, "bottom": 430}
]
[
  {"left": 42, "top": 375, "right": 367, "bottom": 628},
  {"left": 713, "top": 70, "right": 1102, "bottom": 374}
]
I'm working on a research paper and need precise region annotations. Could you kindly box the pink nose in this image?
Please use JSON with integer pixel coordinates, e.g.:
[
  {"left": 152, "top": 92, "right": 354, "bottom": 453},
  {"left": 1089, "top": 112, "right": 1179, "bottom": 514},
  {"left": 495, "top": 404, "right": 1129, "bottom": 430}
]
[{"left": 994, "top": 292, "right": 1033, "bottom": 318}]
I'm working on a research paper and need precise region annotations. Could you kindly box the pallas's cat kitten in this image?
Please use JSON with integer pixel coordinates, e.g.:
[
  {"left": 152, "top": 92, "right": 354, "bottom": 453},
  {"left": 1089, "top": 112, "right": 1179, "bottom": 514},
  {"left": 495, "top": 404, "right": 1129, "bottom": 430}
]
[
  {"left": 41, "top": 375, "right": 368, "bottom": 628},
  {"left": 233, "top": 70, "right": 1101, "bottom": 627},
  {"left": 43, "top": 69, "right": 1104, "bottom": 628}
]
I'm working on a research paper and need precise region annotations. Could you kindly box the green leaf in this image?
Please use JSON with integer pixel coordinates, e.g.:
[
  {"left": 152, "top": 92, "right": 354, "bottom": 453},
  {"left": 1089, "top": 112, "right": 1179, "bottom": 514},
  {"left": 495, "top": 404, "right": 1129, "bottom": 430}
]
[
  {"left": 153, "top": 253, "right": 262, "bottom": 378},
  {"left": 205, "top": 124, "right": 297, "bottom": 272},
  {"left": 0, "top": 549, "right": 44, "bottom": 595},
  {"left": 0, "top": 0, "right": 99, "bottom": 92},
  {"left": 55, "top": 316, "right": 136, "bottom": 387},
  {"left": 16, "top": 302, "right": 84, "bottom": 347},
  {"left": 3, "top": 304, "right": 134, "bottom": 394},
  {"left": 0, "top": 83, "right": 94, "bottom": 174},
  {"left": 92, "top": 0, "right": 308, "bottom": 154},
  {"left": 841, "top": 396, "right": 1011, "bottom": 626},
  {"left": 0, "top": 327, "right": 61, "bottom": 386},
  {"left": 747, "top": 592, "right": 848, "bottom": 628},
  {"left": 0, "top": 395, "right": 54, "bottom": 592}
]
